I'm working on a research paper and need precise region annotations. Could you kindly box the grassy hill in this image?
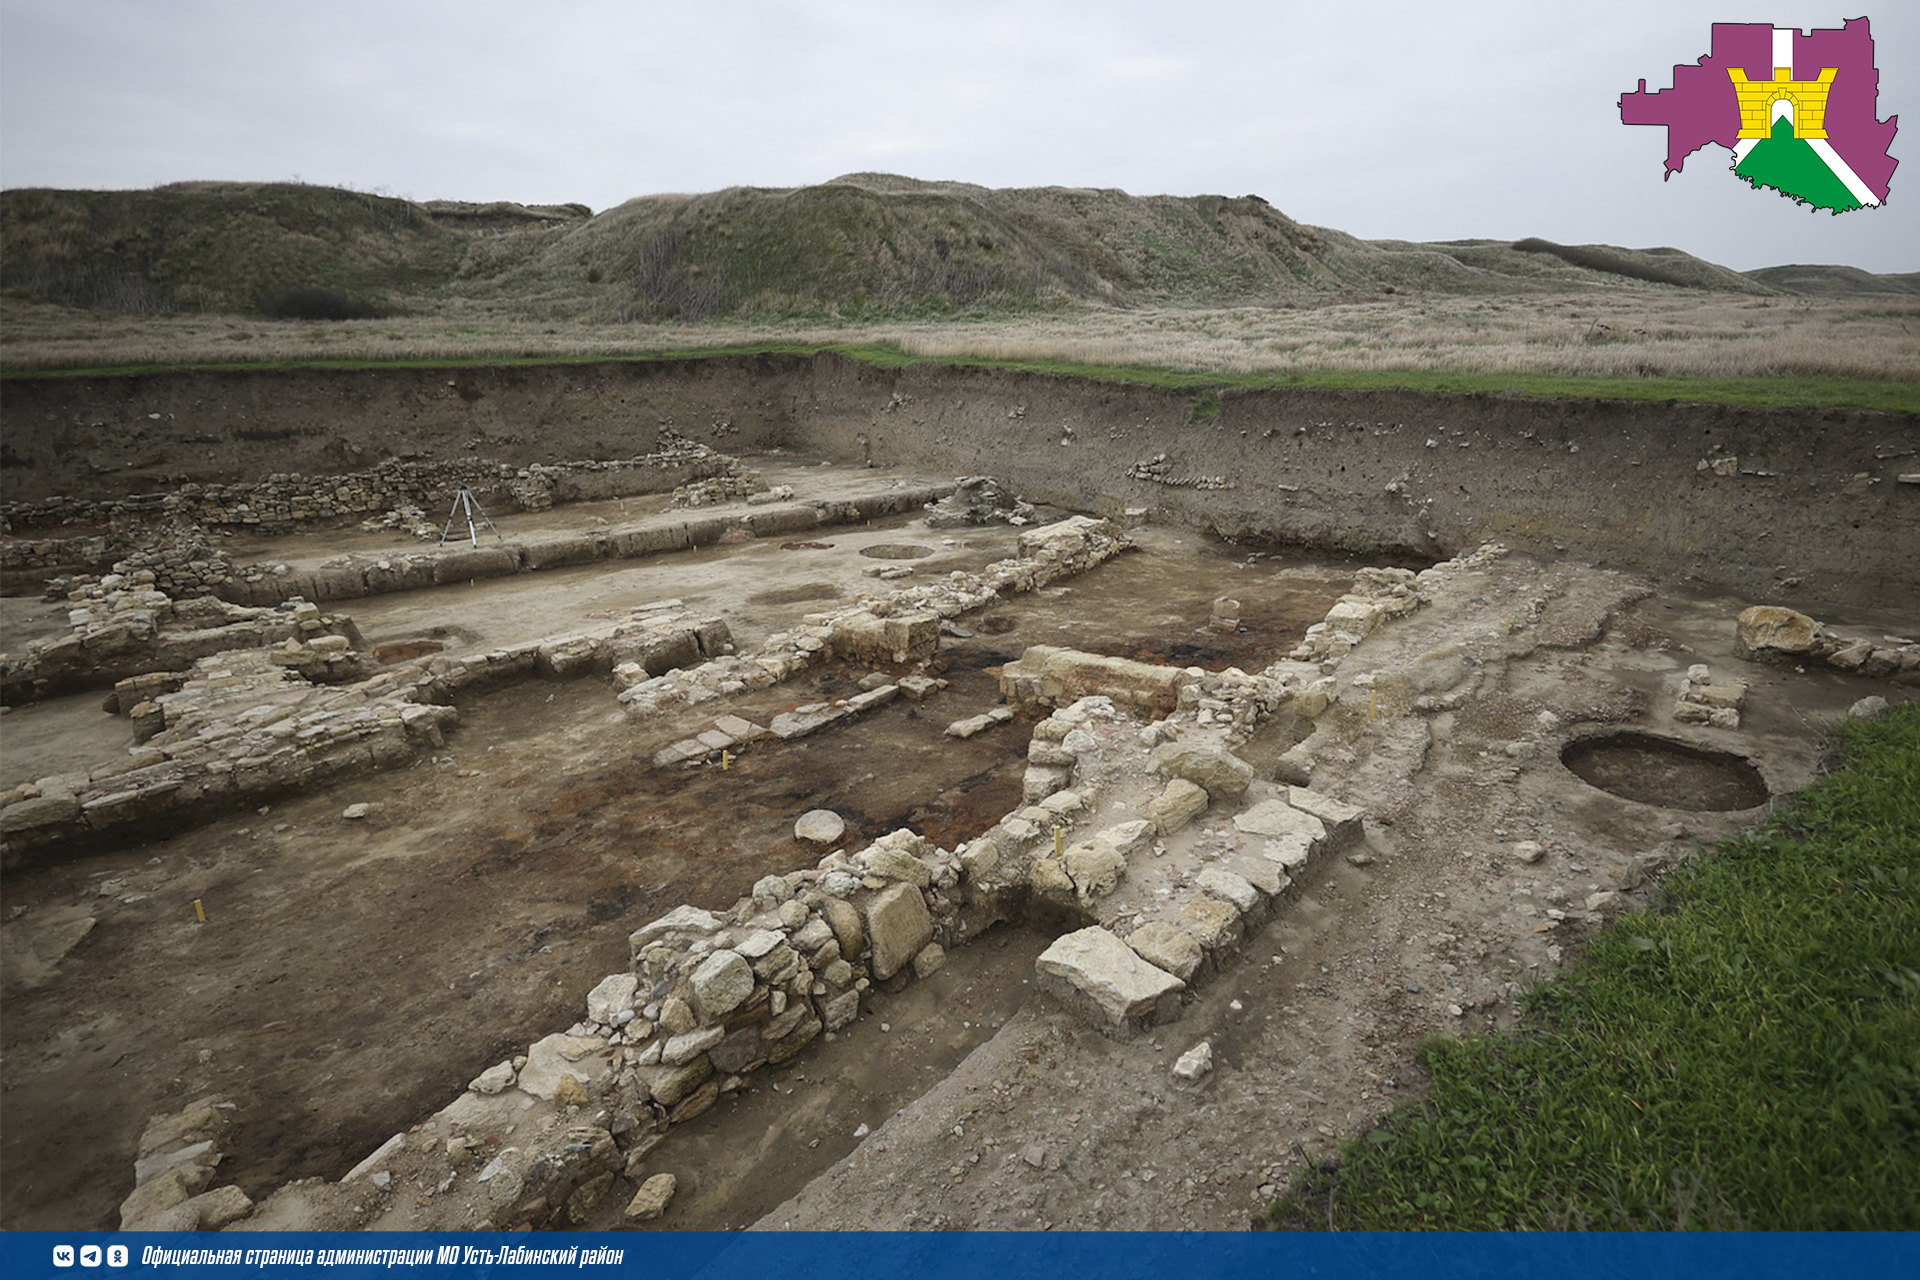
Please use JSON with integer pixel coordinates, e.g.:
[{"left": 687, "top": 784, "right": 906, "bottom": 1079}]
[
  {"left": 1743, "top": 263, "right": 1920, "bottom": 297},
  {"left": 0, "top": 182, "right": 470, "bottom": 315},
  {"left": 16, "top": 174, "right": 1895, "bottom": 326}
]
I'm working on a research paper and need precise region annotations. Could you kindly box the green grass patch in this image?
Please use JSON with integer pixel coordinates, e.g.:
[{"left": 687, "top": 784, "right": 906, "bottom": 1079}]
[
  {"left": 1266, "top": 705, "right": 1920, "bottom": 1231},
  {"left": 4, "top": 340, "right": 1914, "bottom": 414}
]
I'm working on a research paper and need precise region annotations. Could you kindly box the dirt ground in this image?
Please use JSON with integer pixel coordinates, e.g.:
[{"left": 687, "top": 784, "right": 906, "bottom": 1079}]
[{"left": 0, "top": 474, "right": 1373, "bottom": 1232}]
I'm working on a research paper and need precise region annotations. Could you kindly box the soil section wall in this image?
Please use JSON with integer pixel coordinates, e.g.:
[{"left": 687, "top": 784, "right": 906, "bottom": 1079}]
[{"left": 6, "top": 353, "right": 1914, "bottom": 606}]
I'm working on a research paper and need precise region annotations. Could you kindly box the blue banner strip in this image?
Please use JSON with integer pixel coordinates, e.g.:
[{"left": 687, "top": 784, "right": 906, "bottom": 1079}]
[{"left": 6, "top": 1231, "right": 1914, "bottom": 1280}]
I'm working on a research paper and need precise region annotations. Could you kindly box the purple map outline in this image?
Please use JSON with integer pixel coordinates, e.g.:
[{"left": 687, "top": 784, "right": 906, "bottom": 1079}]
[{"left": 1619, "top": 18, "right": 1898, "bottom": 201}]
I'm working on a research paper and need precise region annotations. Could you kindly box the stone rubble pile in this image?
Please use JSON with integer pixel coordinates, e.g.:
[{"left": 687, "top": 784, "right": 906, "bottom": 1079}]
[
  {"left": 615, "top": 516, "right": 1133, "bottom": 721},
  {"left": 357, "top": 504, "right": 439, "bottom": 541},
  {"left": 116, "top": 1097, "right": 254, "bottom": 1231},
  {"left": 1124, "top": 453, "right": 1234, "bottom": 491},
  {"left": 922, "top": 476, "right": 1037, "bottom": 527},
  {"left": 0, "top": 531, "right": 114, "bottom": 576},
  {"left": 2, "top": 579, "right": 359, "bottom": 705},
  {"left": 669, "top": 465, "right": 771, "bottom": 507},
  {"left": 959, "top": 690, "right": 1364, "bottom": 1038},
  {"left": 0, "top": 604, "right": 731, "bottom": 863},
  {"left": 1735, "top": 605, "right": 1920, "bottom": 679},
  {"left": 1674, "top": 664, "right": 1747, "bottom": 729},
  {"left": 1, "top": 436, "right": 731, "bottom": 538},
  {"left": 1287, "top": 565, "right": 1428, "bottom": 664}
]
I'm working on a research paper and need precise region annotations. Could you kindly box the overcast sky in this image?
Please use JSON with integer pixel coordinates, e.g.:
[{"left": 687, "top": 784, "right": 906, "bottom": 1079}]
[{"left": 2, "top": 1, "right": 1913, "bottom": 274}]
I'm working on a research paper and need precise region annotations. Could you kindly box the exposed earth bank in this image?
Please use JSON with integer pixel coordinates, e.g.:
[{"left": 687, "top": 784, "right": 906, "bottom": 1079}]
[{"left": 5, "top": 353, "right": 1915, "bottom": 606}]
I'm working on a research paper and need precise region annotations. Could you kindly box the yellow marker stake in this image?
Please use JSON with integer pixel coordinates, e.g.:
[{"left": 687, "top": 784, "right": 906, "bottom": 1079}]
[
  {"left": 721, "top": 750, "right": 732, "bottom": 772},
  {"left": 193, "top": 899, "right": 206, "bottom": 923},
  {"left": 1369, "top": 686, "right": 1378, "bottom": 719},
  {"left": 1053, "top": 826, "right": 1063, "bottom": 858}
]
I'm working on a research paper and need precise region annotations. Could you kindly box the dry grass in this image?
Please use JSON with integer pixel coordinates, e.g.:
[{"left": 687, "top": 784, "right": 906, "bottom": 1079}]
[
  {"left": 6, "top": 290, "right": 1915, "bottom": 384},
  {"left": 871, "top": 293, "right": 1920, "bottom": 381}
]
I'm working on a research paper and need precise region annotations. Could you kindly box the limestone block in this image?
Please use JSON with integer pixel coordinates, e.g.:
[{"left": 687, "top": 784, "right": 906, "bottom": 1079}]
[
  {"left": 135, "top": 1097, "right": 230, "bottom": 1159},
  {"left": 1324, "top": 600, "right": 1385, "bottom": 638},
  {"left": 946, "top": 711, "right": 1006, "bottom": 739},
  {"left": 1176, "top": 897, "right": 1243, "bottom": 951},
  {"left": 999, "top": 644, "right": 1189, "bottom": 719},
  {"left": 897, "top": 675, "right": 944, "bottom": 700},
  {"left": 1038, "top": 789, "right": 1085, "bottom": 817},
  {"left": 761, "top": 1004, "right": 813, "bottom": 1042},
  {"left": 822, "top": 989, "right": 861, "bottom": 1030},
  {"left": 517, "top": 1033, "right": 614, "bottom": 1101},
  {"left": 625, "top": 1174, "right": 678, "bottom": 1222},
  {"left": 628, "top": 906, "right": 722, "bottom": 957},
  {"left": 688, "top": 950, "right": 754, "bottom": 1020},
  {"left": 1035, "top": 927, "right": 1186, "bottom": 1034},
  {"left": 1098, "top": 818, "right": 1155, "bottom": 856},
  {"left": 661, "top": 1026, "right": 725, "bottom": 1066},
  {"left": 1023, "top": 763, "right": 1072, "bottom": 802},
  {"left": 765, "top": 1015, "right": 821, "bottom": 1064},
  {"left": 585, "top": 974, "right": 638, "bottom": 1025},
  {"left": 769, "top": 703, "right": 852, "bottom": 740},
  {"left": 795, "top": 809, "right": 846, "bottom": 844},
  {"left": 470, "top": 1062, "right": 517, "bottom": 1095},
  {"left": 1293, "top": 678, "right": 1337, "bottom": 720},
  {"left": 1126, "top": 921, "right": 1204, "bottom": 982},
  {"left": 642, "top": 1057, "right": 713, "bottom": 1108},
  {"left": 790, "top": 916, "right": 833, "bottom": 953},
  {"left": 0, "top": 793, "right": 82, "bottom": 834},
  {"left": 734, "top": 929, "right": 785, "bottom": 960},
  {"left": 180, "top": 1184, "right": 254, "bottom": 1231},
  {"left": 862, "top": 883, "right": 933, "bottom": 981},
  {"left": 1149, "top": 742, "right": 1254, "bottom": 800},
  {"left": 1197, "top": 867, "right": 1262, "bottom": 914},
  {"left": 821, "top": 898, "right": 864, "bottom": 958},
  {"left": 912, "top": 943, "right": 947, "bottom": 978},
  {"left": 657, "top": 997, "right": 696, "bottom": 1035},
  {"left": 864, "top": 845, "right": 934, "bottom": 888},
  {"left": 1029, "top": 856, "right": 1076, "bottom": 905},
  {"left": 749, "top": 942, "right": 801, "bottom": 983},
  {"left": 1064, "top": 839, "right": 1128, "bottom": 900},
  {"left": 118, "top": 1168, "right": 197, "bottom": 1230},
  {"left": 1163, "top": 1042, "right": 1213, "bottom": 1087},
  {"left": 1736, "top": 606, "right": 1821, "bottom": 661},
  {"left": 1235, "top": 799, "right": 1327, "bottom": 846},
  {"left": 1028, "top": 740, "right": 1077, "bottom": 767},
  {"left": 1229, "top": 856, "right": 1290, "bottom": 899},
  {"left": 1693, "top": 683, "right": 1747, "bottom": 710},
  {"left": 1146, "top": 779, "right": 1209, "bottom": 835}
]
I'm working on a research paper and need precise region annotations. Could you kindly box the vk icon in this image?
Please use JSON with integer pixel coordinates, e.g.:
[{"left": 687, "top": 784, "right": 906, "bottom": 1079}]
[
  {"left": 53, "top": 1245, "right": 75, "bottom": 1267},
  {"left": 81, "top": 1246, "right": 104, "bottom": 1267},
  {"left": 108, "top": 1246, "right": 130, "bottom": 1267}
]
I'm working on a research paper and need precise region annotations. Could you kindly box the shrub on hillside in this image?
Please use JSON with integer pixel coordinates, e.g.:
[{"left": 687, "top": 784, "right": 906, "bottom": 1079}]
[{"left": 257, "top": 283, "right": 385, "bottom": 320}]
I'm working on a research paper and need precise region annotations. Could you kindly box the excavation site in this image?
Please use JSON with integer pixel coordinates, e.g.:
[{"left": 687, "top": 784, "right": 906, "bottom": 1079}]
[{"left": 2, "top": 353, "right": 1915, "bottom": 1232}]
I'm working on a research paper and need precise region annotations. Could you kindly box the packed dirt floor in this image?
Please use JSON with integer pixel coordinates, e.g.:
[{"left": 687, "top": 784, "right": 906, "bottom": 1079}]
[{"left": 2, "top": 456, "right": 1913, "bottom": 1232}]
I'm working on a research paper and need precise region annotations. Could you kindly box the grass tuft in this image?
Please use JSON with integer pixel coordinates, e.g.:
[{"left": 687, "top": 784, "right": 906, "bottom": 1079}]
[{"left": 1266, "top": 705, "right": 1920, "bottom": 1231}]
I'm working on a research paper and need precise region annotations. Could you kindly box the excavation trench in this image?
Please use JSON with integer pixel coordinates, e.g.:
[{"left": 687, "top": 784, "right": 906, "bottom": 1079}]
[
  {"left": 0, "top": 502, "right": 1358, "bottom": 1231},
  {"left": 1, "top": 356, "right": 1913, "bottom": 1232}
]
